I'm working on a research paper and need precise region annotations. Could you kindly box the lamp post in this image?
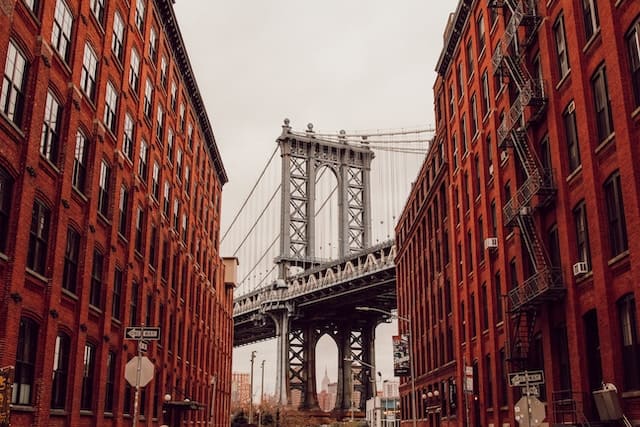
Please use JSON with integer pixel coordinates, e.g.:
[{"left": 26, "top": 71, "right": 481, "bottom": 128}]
[
  {"left": 259, "top": 360, "right": 265, "bottom": 427},
  {"left": 344, "top": 356, "right": 380, "bottom": 396},
  {"left": 356, "top": 306, "right": 417, "bottom": 427},
  {"left": 250, "top": 351, "right": 256, "bottom": 425}
]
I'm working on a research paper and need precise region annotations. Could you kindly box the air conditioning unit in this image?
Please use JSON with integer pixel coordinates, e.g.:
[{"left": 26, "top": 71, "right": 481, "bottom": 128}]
[
  {"left": 484, "top": 237, "right": 498, "bottom": 250},
  {"left": 488, "top": 164, "right": 494, "bottom": 176},
  {"left": 500, "top": 150, "right": 509, "bottom": 163},
  {"left": 572, "top": 261, "right": 588, "bottom": 276}
]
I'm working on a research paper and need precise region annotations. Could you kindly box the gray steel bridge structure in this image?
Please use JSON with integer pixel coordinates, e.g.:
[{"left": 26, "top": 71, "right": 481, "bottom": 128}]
[{"left": 232, "top": 121, "right": 409, "bottom": 415}]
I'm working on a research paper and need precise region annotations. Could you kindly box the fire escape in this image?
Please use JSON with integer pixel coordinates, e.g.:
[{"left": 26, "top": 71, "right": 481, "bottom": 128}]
[{"left": 489, "top": 0, "right": 565, "bottom": 370}]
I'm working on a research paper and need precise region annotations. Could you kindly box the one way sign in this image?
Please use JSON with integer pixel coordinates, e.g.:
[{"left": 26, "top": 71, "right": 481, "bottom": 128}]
[
  {"left": 125, "top": 326, "right": 161, "bottom": 341},
  {"left": 509, "top": 370, "right": 545, "bottom": 387}
]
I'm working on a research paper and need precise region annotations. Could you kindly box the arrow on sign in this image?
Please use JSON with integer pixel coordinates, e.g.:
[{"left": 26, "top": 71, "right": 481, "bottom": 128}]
[{"left": 125, "top": 327, "right": 161, "bottom": 341}]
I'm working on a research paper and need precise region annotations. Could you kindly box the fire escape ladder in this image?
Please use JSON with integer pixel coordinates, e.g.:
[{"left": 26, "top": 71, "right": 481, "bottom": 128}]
[
  {"left": 516, "top": 212, "right": 548, "bottom": 273},
  {"left": 509, "top": 309, "right": 537, "bottom": 370}
]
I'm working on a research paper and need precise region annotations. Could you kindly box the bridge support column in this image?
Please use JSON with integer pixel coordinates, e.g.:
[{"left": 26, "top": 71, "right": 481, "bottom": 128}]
[
  {"left": 335, "top": 324, "right": 353, "bottom": 412},
  {"left": 273, "top": 309, "right": 291, "bottom": 406},
  {"left": 301, "top": 323, "right": 320, "bottom": 410}
]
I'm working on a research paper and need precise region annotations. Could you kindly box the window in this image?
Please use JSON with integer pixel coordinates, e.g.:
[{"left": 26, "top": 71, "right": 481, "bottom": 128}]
[
  {"left": 494, "top": 271, "right": 503, "bottom": 322},
  {"left": 449, "top": 84, "right": 455, "bottom": 116},
  {"left": 481, "top": 283, "right": 488, "bottom": 331},
  {"left": 563, "top": 102, "right": 581, "bottom": 172},
  {"left": 149, "top": 224, "right": 158, "bottom": 268},
  {"left": 160, "top": 56, "right": 168, "bottom": 87},
  {"left": 13, "top": 317, "right": 38, "bottom": 405},
  {"left": 40, "top": 91, "right": 61, "bottom": 163},
  {"left": 149, "top": 26, "right": 158, "bottom": 62},
  {"left": 134, "top": 0, "right": 145, "bottom": 32},
  {"left": 466, "top": 39, "right": 474, "bottom": 78},
  {"left": 618, "top": 294, "right": 639, "bottom": 390},
  {"left": 135, "top": 206, "right": 145, "bottom": 253},
  {"left": 627, "top": 20, "right": 640, "bottom": 108},
  {"left": 98, "top": 160, "right": 111, "bottom": 217},
  {"left": 123, "top": 113, "right": 135, "bottom": 159},
  {"left": 105, "top": 351, "right": 116, "bottom": 412},
  {"left": 173, "top": 199, "right": 180, "bottom": 230},
  {"left": 554, "top": 15, "right": 570, "bottom": 79},
  {"left": 112, "top": 267, "right": 123, "bottom": 320},
  {"left": 573, "top": 200, "right": 592, "bottom": 269},
  {"left": 485, "top": 353, "right": 493, "bottom": 408},
  {"left": 81, "top": 343, "right": 96, "bottom": 410},
  {"left": 90, "top": 0, "right": 104, "bottom": 24},
  {"left": 591, "top": 65, "right": 614, "bottom": 141},
  {"left": 452, "top": 134, "right": 458, "bottom": 170},
  {"left": 548, "top": 224, "right": 562, "bottom": 269},
  {"left": 51, "top": 0, "right": 73, "bottom": 61},
  {"left": 130, "top": 281, "right": 139, "bottom": 325},
  {"left": 27, "top": 199, "right": 50, "bottom": 275},
  {"left": 457, "top": 62, "right": 464, "bottom": 99},
  {"left": 185, "top": 165, "right": 191, "bottom": 195},
  {"left": 477, "top": 13, "right": 486, "bottom": 54},
  {"left": 79, "top": 43, "right": 98, "bottom": 100},
  {"left": 470, "top": 292, "right": 476, "bottom": 337},
  {"left": 470, "top": 94, "right": 478, "bottom": 136},
  {"left": 170, "top": 81, "right": 177, "bottom": 110},
  {"left": 509, "top": 257, "right": 518, "bottom": 291},
  {"left": 138, "top": 139, "right": 149, "bottom": 179},
  {"left": 104, "top": 82, "right": 118, "bottom": 133},
  {"left": 167, "top": 128, "right": 174, "bottom": 163},
  {"left": 0, "top": 167, "right": 13, "bottom": 253},
  {"left": 129, "top": 48, "right": 140, "bottom": 91},
  {"left": 1, "top": 40, "right": 28, "bottom": 125},
  {"left": 582, "top": 0, "right": 599, "bottom": 41},
  {"left": 152, "top": 161, "right": 160, "bottom": 199},
  {"left": 181, "top": 213, "right": 187, "bottom": 242},
  {"left": 156, "top": 104, "right": 164, "bottom": 141},
  {"left": 179, "top": 104, "right": 185, "bottom": 131},
  {"left": 604, "top": 171, "right": 628, "bottom": 257},
  {"left": 62, "top": 228, "right": 80, "bottom": 293},
  {"left": 461, "top": 114, "right": 468, "bottom": 153},
  {"left": 118, "top": 185, "right": 129, "bottom": 236},
  {"left": 176, "top": 148, "right": 183, "bottom": 179},
  {"left": 481, "top": 70, "right": 490, "bottom": 118},
  {"left": 144, "top": 77, "right": 153, "bottom": 119},
  {"left": 23, "top": 0, "right": 39, "bottom": 14},
  {"left": 111, "top": 11, "right": 125, "bottom": 61},
  {"left": 163, "top": 181, "right": 170, "bottom": 217},
  {"left": 187, "top": 123, "right": 193, "bottom": 149},
  {"left": 584, "top": 309, "right": 603, "bottom": 391},
  {"left": 90, "top": 250, "right": 103, "bottom": 308},
  {"left": 50, "top": 333, "right": 70, "bottom": 409},
  {"left": 71, "top": 130, "right": 87, "bottom": 192}
]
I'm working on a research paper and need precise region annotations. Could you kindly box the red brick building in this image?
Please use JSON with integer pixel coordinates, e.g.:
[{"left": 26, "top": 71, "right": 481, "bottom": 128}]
[
  {"left": 396, "top": 0, "right": 640, "bottom": 426},
  {"left": 0, "top": 0, "right": 233, "bottom": 426}
]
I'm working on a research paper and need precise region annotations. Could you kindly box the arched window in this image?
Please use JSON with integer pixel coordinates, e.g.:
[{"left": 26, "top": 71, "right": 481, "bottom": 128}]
[
  {"left": 51, "top": 332, "right": 71, "bottom": 409},
  {"left": 13, "top": 317, "right": 39, "bottom": 405}
]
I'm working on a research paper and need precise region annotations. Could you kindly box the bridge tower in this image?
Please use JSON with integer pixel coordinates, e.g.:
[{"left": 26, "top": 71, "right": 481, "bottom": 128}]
[
  {"left": 276, "top": 119, "right": 375, "bottom": 276},
  {"left": 271, "top": 120, "right": 378, "bottom": 413}
]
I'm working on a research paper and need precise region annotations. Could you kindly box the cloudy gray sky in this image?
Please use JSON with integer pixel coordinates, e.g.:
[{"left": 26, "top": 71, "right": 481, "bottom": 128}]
[{"left": 173, "top": 0, "right": 457, "bottom": 396}]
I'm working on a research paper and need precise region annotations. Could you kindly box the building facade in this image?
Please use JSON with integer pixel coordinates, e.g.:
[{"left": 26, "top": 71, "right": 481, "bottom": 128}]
[
  {"left": 396, "top": 0, "right": 640, "bottom": 426},
  {"left": 0, "top": 0, "right": 233, "bottom": 426}
]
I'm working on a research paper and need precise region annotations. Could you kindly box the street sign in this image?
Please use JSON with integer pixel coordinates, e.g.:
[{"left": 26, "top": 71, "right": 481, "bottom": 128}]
[
  {"left": 509, "top": 370, "right": 545, "bottom": 387},
  {"left": 514, "top": 396, "right": 546, "bottom": 427},
  {"left": 125, "top": 326, "right": 161, "bottom": 340},
  {"left": 520, "top": 385, "right": 540, "bottom": 397},
  {"left": 124, "top": 356, "right": 155, "bottom": 387},
  {"left": 464, "top": 366, "right": 473, "bottom": 393},
  {"left": 139, "top": 340, "right": 148, "bottom": 352}
]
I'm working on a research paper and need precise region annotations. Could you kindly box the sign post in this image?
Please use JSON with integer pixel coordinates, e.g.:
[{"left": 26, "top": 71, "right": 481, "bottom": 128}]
[
  {"left": 510, "top": 370, "right": 546, "bottom": 427},
  {"left": 125, "top": 325, "right": 160, "bottom": 426}
]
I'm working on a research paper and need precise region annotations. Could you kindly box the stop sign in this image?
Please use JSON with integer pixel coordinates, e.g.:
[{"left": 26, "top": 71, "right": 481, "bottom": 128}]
[
  {"left": 514, "top": 396, "right": 546, "bottom": 427},
  {"left": 124, "top": 356, "right": 155, "bottom": 387}
]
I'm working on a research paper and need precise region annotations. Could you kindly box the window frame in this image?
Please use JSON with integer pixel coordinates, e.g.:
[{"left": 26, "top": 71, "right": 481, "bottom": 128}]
[
  {"left": 553, "top": 14, "right": 570, "bottom": 80},
  {"left": 40, "top": 91, "right": 62, "bottom": 164},
  {"left": 51, "top": 0, "right": 73, "bottom": 62},
  {"left": 50, "top": 332, "right": 71, "bottom": 409},
  {"left": 13, "top": 317, "right": 39, "bottom": 405},
  {"left": 591, "top": 65, "right": 614, "bottom": 141},
  {"left": 0, "top": 167, "right": 13, "bottom": 253},
  {"left": 62, "top": 227, "right": 80, "bottom": 293},
  {"left": 603, "top": 171, "right": 628, "bottom": 257},
  {"left": 1, "top": 40, "right": 28, "bottom": 125},
  {"left": 27, "top": 199, "right": 50, "bottom": 275}
]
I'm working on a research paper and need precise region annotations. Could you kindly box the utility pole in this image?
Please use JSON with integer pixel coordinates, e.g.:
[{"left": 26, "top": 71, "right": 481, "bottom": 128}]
[
  {"left": 259, "top": 360, "right": 265, "bottom": 427},
  {"left": 250, "top": 351, "right": 256, "bottom": 425}
]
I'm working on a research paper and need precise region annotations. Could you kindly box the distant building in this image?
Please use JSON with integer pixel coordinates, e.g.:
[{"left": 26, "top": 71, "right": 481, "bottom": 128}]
[
  {"left": 0, "top": 0, "right": 232, "bottom": 426},
  {"left": 382, "top": 380, "right": 400, "bottom": 398},
  {"left": 232, "top": 373, "right": 251, "bottom": 406}
]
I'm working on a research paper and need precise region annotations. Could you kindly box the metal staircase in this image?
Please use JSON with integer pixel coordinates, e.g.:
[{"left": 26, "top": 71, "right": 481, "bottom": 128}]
[{"left": 490, "top": 0, "right": 565, "bottom": 364}]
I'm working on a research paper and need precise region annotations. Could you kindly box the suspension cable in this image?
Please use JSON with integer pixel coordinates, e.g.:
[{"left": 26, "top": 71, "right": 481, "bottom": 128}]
[
  {"left": 231, "top": 184, "right": 281, "bottom": 257},
  {"left": 220, "top": 145, "right": 279, "bottom": 244},
  {"left": 238, "top": 234, "right": 279, "bottom": 285}
]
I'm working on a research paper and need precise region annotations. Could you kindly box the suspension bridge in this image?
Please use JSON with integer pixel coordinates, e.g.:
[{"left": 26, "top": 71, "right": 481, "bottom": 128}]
[{"left": 225, "top": 119, "right": 433, "bottom": 415}]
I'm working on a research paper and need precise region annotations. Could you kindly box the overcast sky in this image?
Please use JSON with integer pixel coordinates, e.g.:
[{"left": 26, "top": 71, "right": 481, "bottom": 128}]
[{"left": 173, "top": 0, "right": 458, "bottom": 397}]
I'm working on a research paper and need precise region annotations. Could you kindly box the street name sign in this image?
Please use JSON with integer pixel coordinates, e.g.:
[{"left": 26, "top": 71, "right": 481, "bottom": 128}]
[
  {"left": 509, "top": 370, "right": 544, "bottom": 387},
  {"left": 125, "top": 326, "right": 161, "bottom": 340}
]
